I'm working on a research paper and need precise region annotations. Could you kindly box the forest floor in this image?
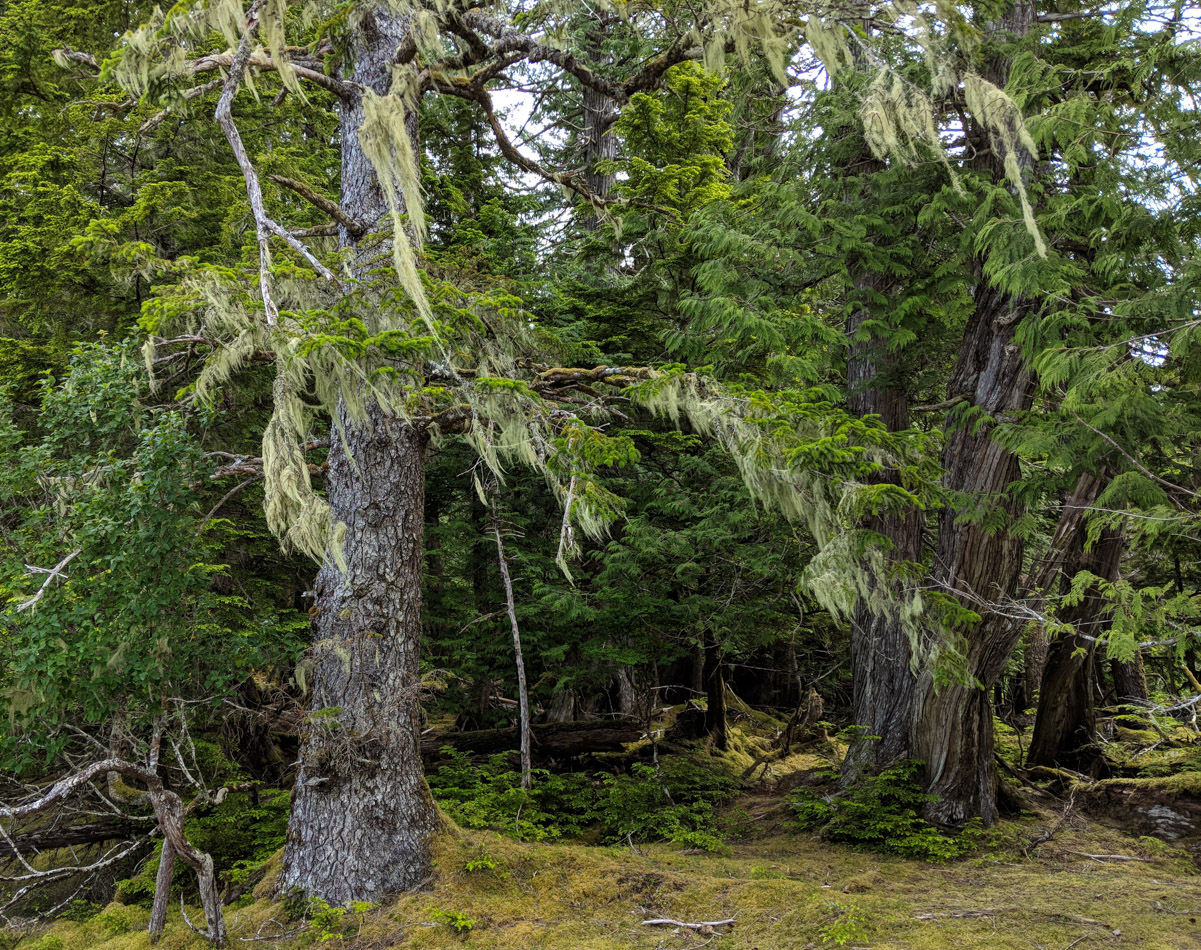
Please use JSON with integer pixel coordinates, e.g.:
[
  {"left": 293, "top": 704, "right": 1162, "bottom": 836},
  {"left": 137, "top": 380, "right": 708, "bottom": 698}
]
[{"left": 22, "top": 794, "right": 1201, "bottom": 950}]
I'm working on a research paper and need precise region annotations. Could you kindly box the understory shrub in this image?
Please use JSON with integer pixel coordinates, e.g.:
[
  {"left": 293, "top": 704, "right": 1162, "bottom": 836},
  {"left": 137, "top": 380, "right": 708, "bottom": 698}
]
[
  {"left": 789, "top": 760, "right": 978, "bottom": 861},
  {"left": 427, "top": 749, "right": 739, "bottom": 847}
]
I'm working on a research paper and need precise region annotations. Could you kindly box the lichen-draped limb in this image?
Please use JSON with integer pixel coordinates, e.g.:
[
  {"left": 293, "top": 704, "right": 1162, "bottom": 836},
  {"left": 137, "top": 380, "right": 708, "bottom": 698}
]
[{"left": 627, "top": 369, "right": 969, "bottom": 676}]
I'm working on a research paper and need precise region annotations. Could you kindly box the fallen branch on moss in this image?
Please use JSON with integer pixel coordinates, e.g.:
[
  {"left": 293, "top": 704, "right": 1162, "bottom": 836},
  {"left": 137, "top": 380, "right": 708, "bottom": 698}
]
[
  {"left": 1060, "top": 850, "right": 1150, "bottom": 863},
  {"left": 642, "top": 916, "right": 737, "bottom": 931}
]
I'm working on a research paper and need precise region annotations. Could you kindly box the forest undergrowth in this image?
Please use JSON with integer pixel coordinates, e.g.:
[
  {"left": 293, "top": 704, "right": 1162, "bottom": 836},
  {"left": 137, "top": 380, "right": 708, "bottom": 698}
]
[{"left": 11, "top": 707, "right": 1201, "bottom": 950}]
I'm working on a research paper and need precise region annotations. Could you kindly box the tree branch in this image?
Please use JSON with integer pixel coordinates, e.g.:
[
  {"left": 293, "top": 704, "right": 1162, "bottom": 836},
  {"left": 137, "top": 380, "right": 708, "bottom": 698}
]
[
  {"left": 268, "top": 174, "right": 367, "bottom": 237},
  {"left": 17, "top": 548, "right": 81, "bottom": 612},
  {"left": 215, "top": 6, "right": 335, "bottom": 327},
  {"left": 1068, "top": 408, "right": 1200, "bottom": 506}
]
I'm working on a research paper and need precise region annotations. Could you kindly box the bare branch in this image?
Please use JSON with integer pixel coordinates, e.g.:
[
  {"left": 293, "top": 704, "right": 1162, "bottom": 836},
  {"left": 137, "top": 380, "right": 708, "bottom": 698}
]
[
  {"left": 269, "top": 174, "right": 367, "bottom": 236},
  {"left": 215, "top": 6, "right": 335, "bottom": 326},
  {"left": 17, "top": 548, "right": 81, "bottom": 612}
]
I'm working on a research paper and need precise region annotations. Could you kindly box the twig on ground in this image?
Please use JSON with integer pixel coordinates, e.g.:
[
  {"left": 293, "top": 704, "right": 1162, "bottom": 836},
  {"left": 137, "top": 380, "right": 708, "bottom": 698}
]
[{"left": 642, "top": 917, "right": 737, "bottom": 931}]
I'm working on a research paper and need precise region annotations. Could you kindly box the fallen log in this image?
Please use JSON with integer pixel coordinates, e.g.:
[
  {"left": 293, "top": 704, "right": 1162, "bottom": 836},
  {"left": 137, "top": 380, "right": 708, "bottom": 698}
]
[
  {"left": 421, "top": 719, "right": 641, "bottom": 765},
  {"left": 0, "top": 819, "right": 143, "bottom": 858}
]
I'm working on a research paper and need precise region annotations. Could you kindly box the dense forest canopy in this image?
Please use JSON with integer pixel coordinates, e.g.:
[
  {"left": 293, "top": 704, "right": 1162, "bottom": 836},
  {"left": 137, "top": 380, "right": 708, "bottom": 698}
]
[{"left": 0, "top": 0, "right": 1199, "bottom": 946}]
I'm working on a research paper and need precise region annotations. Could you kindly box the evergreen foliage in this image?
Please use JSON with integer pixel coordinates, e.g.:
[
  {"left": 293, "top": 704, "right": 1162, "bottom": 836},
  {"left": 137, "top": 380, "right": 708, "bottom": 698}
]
[{"left": 0, "top": 0, "right": 1199, "bottom": 936}]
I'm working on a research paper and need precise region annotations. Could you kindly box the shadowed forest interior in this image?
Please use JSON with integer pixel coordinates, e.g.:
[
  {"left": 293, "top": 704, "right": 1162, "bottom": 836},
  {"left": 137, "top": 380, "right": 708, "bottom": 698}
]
[{"left": 1, "top": 1, "right": 1200, "bottom": 947}]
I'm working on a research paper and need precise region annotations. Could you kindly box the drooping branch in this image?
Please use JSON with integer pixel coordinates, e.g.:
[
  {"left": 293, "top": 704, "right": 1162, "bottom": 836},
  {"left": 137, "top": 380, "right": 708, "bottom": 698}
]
[
  {"left": 56, "top": 46, "right": 354, "bottom": 99},
  {"left": 1069, "top": 408, "right": 1200, "bottom": 506}
]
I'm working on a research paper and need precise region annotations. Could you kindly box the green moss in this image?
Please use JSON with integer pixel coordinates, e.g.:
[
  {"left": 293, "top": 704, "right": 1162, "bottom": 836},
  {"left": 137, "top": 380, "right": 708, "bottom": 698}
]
[{"left": 28, "top": 811, "right": 1199, "bottom": 950}]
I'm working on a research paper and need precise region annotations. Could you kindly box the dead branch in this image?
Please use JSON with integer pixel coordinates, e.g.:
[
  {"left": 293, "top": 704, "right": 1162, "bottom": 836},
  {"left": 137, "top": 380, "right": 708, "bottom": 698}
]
[
  {"left": 215, "top": 5, "right": 335, "bottom": 328},
  {"left": 17, "top": 548, "right": 81, "bottom": 612},
  {"left": 1060, "top": 850, "right": 1151, "bottom": 863},
  {"left": 268, "top": 175, "right": 367, "bottom": 237},
  {"left": 641, "top": 917, "right": 737, "bottom": 931},
  {"left": 489, "top": 496, "right": 533, "bottom": 789},
  {"left": 0, "top": 755, "right": 229, "bottom": 945}
]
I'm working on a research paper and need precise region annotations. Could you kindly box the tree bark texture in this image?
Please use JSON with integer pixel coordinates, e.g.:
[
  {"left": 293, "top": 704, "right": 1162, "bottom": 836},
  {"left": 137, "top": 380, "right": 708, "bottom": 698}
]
[
  {"left": 1028, "top": 527, "right": 1125, "bottom": 769},
  {"left": 1019, "top": 472, "right": 1108, "bottom": 708},
  {"left": 911, "top": 271, "right": 1036, "bottom": 825},
  {"left": 580, "top": 21, "right": 616, "bottom": 231},
  {"left": 1111, "top": 654, "right": 1149, "bottom": 704},
  {"left": 279, "top": 414, "right": 439, "bottom": 903},
  {"left": 841, "top": 0, "right": 1040, "bottom": 825},
  {"left": 278, "top": 6, "right": 440, "bottom": 904},
  {"left": 845, "top": 258, "right": 924, "bottom": 774}
]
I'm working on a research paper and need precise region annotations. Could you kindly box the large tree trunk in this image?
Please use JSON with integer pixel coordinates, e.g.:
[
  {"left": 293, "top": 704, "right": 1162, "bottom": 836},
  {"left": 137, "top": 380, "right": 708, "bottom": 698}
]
[
  {"left": 278, "top": 6, "right": 440, "bottom": 904},
  {"left": 911, "top": 275, "right": 1035, "bottom": 825},
  {"left": 909, "top": 1, "right": 1043, "bottom": 828},
  {"left": 702, "top": 642, "right": 728, "bottom": 750},
  {"left": 580, "top": 19, "right": 616, "bottom": 231},
  {"left": 834, "top": 60, "right": 925, "bottom": 776},
  {"left": 1019, "top": 472, "right": 1108, "bottom": 709},
  {"left": 279, "top": 414, "right": 439, "bottom": 903},
  {"left": 1028, "top": 527, "right": 1124, "bottom": 770}
]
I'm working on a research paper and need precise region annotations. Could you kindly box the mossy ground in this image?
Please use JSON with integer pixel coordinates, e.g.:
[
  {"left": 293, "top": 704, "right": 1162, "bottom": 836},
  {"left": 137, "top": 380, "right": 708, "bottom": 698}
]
[
  {"left": 13, "top": 709, "right": 1201, "bottom": 950},
  {"left": 16, "top": 808, "right": 1201, "bottom": 950}
]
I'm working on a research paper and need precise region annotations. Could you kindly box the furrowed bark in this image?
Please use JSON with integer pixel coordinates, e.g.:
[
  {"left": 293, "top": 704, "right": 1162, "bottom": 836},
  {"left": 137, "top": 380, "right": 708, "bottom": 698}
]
[
  {"left": 579, "top": 18, "right": 617, "bottom": 232},
  {"left": 843, "top": 197, "right": 923, "bottom": 776},
  {"left": 278, "top": 5, "right": 440, "bottom": 904},
  {"left": 837, "top": 51, "right": 923, "bottom": 776},
  {"left": 908, "top": 0, "right": 1039, "bottom": 827},
  {"left": 1028, "top": 527, "right": 1124, "bottom": 770},
  {"left": 1020, "top": 471, "right": 1108, "bottom": 709},
  {"left": 1111, "top": 653, "right": 1149, "bottom": 704}
]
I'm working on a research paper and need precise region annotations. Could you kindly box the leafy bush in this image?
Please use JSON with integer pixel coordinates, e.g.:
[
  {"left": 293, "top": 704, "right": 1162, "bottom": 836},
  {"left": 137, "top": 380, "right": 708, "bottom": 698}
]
[
  {"left": 790, "top": 760, "right": 977, "bottom": 861},
  {"left": 464, "top": 849, "right": 501, "bottom": 873},
  {"left": 305, "top": 898, "right": 376, "bottom": 942},
  {"left": 594, "top": 760, "right": 738, "bottom": 849},
  {"left": 92, "top": 906, "right": 135, "bottom": 938},
  {"left": 427, "top": 751, "right": 598, "bottom": 841}
]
